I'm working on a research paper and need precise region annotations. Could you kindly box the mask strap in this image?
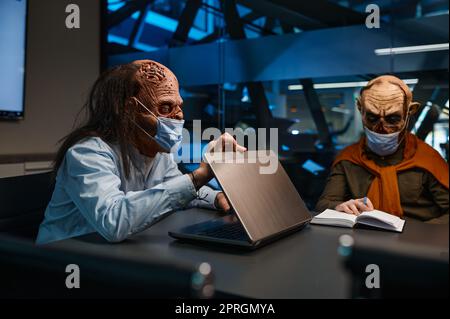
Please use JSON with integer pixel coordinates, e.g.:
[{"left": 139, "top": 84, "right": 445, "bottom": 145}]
[
  {"left": 400, "top": 104, "right": 412, "bottom": 131},
  {"left": 131, "top": 118, "right": 170, "bottom": 152},
  {"left": 124, "top": 108, "right": 162, "bottom": 146},
  {"left": 131, "top": 97, "right": 170, "bottom": 147},
  {"left": 133, "top": 97, "right": 158, "bottom": 119},
  {"left": 396, "top": 110, "right": 411, "bottom": 146},
  {"left": 132, "top": 119, "right": 154, "bottom": 140}
]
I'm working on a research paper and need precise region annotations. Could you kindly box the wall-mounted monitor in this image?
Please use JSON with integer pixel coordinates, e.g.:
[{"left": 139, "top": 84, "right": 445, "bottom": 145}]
[{"left": 0, "top": 0, "right": 27, "bottom": 120}]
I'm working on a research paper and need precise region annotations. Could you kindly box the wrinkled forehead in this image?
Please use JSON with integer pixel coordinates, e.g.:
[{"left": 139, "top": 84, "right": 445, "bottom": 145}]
[
  {"left": 361, "top": 83, "right": 407, "bottom": 114},
  {"left": 133, "top": 60, "right": 179, "bottom": 91}
]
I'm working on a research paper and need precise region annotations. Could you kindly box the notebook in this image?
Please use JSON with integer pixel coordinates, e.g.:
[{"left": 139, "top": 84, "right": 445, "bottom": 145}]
[{"left": 311, "top": 209, "right": 405, "bottom": 232}]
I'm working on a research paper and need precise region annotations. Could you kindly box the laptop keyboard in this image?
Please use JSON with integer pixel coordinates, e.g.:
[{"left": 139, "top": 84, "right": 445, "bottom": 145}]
[{"left": 197, "top": 222, "right": 249, "bottom": 241}]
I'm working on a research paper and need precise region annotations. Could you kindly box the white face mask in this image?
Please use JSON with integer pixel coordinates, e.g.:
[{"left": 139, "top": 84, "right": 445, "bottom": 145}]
[
  {"left": 133, "top": 98, "right": 184, "bottom": 152},
  {"left": 364, "top": 127, "right": 401, "bottom": 156},
  {"left": 363, "top": 112, "right": 410, "bottom": 156}
]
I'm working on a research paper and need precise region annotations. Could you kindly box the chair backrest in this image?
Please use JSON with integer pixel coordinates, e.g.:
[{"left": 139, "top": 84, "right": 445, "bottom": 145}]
[
  {"left": 343, "top": 233, "right": 449, "bottom": 298},
  {"left": 0, "top": 172, "right": 55, "bottom": 239},
  {"left": 0, "top": 235, "right": 214, "bottom": 298}
]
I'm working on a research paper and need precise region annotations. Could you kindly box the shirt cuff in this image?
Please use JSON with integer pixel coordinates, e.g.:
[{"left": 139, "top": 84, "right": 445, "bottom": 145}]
[
  {"left": 198, "top": 187, "right": 221, "bottom": 210},
  {"left": 164, "top": 174, "right": 197, "bottom": 210}
]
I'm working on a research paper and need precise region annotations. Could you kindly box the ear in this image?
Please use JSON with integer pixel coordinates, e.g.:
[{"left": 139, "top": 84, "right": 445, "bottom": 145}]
[
  {"left": 408, "top": 101, "right": 421, "bottom": 116},
  {"left": 356, "top": 97, "right": 363, "bottom": 113}
]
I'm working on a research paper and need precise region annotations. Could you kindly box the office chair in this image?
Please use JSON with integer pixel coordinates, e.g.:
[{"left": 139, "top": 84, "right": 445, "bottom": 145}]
[
  {"left": 0, "top": 235, "right": 215, "bottom": 298},
  {"left": 341, "top": 234, "right": 449, "bottom": 298},
  {"left": 0, "top": 172, "right": 55, "bottom": 240}
]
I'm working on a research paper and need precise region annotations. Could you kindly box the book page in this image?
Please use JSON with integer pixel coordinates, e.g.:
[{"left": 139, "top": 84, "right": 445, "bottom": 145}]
[
  {"left": 311, "top": 209, "right": 357, "bottom": 228},
  {"left": 358, "top": 210, "right": 401, "bottom": 226},
  {"left": 357, "top": 210, "right": 405, "bottom": 232}
]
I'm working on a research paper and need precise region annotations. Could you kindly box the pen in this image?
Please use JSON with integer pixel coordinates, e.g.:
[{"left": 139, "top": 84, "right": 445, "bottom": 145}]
[{"left": 363, "top": 196, "right": 367, "bottom": 206}]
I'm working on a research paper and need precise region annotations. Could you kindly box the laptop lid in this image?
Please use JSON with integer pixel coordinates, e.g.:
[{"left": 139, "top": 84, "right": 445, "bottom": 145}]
[{"left": 204, "top": 150, "right": 312, "bottom": 243}]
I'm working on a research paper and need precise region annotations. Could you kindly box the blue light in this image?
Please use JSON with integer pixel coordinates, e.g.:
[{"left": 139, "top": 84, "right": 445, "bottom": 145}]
[
  {"left": 412, "top": 104, "right": 431, "bottom": 133},
  {"left": 203, "top": 104, "right": 216, "bottom": 117},
  {"left": 281, "top": 145, "right": 290, "bottom": 151},
  {"left": 241, "top": 86, "right": 250, "bottom": 102},
  {"left": 236, "top": 4, "right": 252, "bottom": 16},
  {"left": 107, "top": 33, "right": 127, "bottom": 46},
  {"left": 223, "top": 82, "right": 237, "bottom": 91},
  {"left": 107, "top": 2, "right": 125, "bottom": 11},
  {"left": 107, "top": 34, "right": 158, "bottom": 52},
  {"left": 302, "top": 159, "right": 325, "bottom": 175},
  {"left": 316, "top": 143, "right": 325, "bottom": 150},
  {"left": 108, "top": 1, "right": 208, "bottom": 41},
  {"left": 338, "top": 246, "right": 352, "bottom": 257}
]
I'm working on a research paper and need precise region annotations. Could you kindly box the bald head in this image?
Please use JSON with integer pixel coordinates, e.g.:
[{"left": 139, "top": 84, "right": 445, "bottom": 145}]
[
  {"left": 357, "top": 75, "right": 420, "bottom": 134},
  {"left": 129, "top": 60, "right": 184, "bottom": 156},
  {"left": 133, "top": 59, "right": 178, "bottom": 92},
  {"left": 132, "top": 59, "right": 183, "bottom": 119}
]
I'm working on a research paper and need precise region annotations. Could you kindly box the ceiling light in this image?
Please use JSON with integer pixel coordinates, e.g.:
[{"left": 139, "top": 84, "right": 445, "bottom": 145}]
[
  {"left": 374, "top": 43, "right": 449, "bottom": 56},
  {"left": 288, "top": 79, "right": 418, "bottom": 91}
]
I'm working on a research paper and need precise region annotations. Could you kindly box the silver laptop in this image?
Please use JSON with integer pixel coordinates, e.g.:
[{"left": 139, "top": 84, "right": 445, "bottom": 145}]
[{"left": 169, "top": 151, "right": 312, "bottom": 249}]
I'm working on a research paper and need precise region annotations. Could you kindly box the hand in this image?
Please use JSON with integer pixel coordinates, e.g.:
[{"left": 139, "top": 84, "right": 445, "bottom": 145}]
[
  {"left": 335, "top": 198, "right": 374, "bottom": 216},
  {"left": 206, "top": 132, "right": 247, "bottom": 153},
  {"left": 214, "top": 192, "right": 231, "bottom": 213},
  {"left": 190, "top": 133, "right": 247, "bottom": 189}
]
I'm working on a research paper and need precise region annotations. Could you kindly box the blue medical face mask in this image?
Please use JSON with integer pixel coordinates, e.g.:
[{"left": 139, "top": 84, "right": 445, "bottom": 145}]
[
  {"left": 133, "top": 98, "right": 184, "bottom": 152},
  {"left": 363, "top": 113, "right": 410, "bottom": 156},
  {"left": 364, "top": 127, "right": 401, "bottom": 156}
]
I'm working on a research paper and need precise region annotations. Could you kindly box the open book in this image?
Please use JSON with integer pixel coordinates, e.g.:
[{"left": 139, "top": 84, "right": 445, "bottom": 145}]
[{"left": 311, "top": 209, "right": 405, "bottom": 232}]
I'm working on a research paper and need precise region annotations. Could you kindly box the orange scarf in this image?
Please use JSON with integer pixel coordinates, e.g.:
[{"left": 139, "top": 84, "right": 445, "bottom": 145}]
[{"left": 333, "top": 133, "right": 449, "bottom": 217}]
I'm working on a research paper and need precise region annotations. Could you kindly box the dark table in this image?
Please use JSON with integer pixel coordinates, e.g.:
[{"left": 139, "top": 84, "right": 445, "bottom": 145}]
[{"left": 48, "top": 208, "right": 449, "bottom": 299}]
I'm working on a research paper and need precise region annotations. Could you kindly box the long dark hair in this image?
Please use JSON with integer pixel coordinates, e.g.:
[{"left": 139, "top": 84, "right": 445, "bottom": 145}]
[{"left": 54, "top": 63, "right": 143, "bottom": 178}]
